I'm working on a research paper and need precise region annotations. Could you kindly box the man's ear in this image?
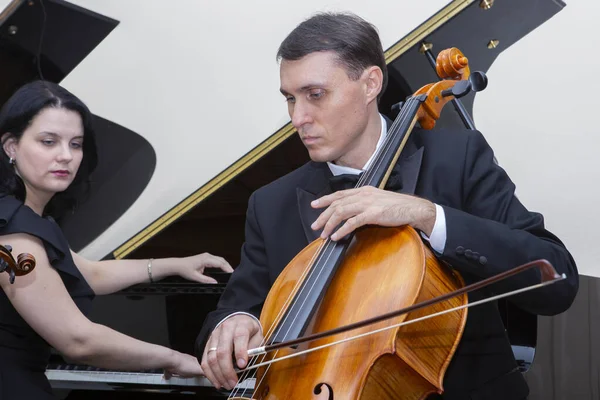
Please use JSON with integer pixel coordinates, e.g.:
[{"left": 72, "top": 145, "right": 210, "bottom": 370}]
[
  {"left": 364, "top": 66, "right": 383, "bottom": 104},
  {"left": 2, "top": 133, "right": 17, "bottom": 159}
]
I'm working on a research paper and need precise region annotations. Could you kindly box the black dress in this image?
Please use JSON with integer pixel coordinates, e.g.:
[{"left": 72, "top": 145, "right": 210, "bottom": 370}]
[{"left": 0, "top": 194, "right": 95, "bottom": 400}]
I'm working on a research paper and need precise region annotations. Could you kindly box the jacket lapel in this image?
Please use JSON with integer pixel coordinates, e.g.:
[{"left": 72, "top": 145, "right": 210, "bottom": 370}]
[
  {"left": 396, "top": 142, "right": 423, "bottom": 196},
  {"left": 384, "top": 115, "right": 424, "bottom": 196},
  {"left": 296, "top": 163, "right": 332, "bottom": 243}
]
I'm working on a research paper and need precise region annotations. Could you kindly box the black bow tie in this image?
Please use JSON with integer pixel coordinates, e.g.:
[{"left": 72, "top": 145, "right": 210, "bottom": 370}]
[{"left": 328, "top": 165, "right": 403, "bottom": 193}]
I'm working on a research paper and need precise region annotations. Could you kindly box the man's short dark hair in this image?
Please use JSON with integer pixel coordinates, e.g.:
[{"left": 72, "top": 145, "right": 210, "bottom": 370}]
[{"left": 277, "top": 12, "right": 388, "bottom": 99}]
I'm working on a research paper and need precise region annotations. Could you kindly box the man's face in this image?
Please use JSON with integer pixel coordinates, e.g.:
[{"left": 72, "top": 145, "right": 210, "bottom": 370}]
[{"left": 280, "top": 51, "right": 372, "bottom": 164}]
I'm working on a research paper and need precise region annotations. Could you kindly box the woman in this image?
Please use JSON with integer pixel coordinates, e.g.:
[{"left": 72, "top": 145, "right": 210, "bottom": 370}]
[{"left": 0, "top": 81, "right": 232, "bottom": 399}]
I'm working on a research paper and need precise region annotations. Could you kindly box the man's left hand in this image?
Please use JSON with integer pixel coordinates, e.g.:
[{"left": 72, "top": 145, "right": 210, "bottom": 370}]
[{"left": 311, "top": 186, "right": 436, "bottom": 240}]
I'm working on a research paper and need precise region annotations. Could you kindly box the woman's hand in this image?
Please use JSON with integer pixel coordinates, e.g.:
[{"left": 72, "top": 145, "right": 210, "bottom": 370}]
[
  {"left": 176, "top": 253, "right": 233, "bottom": 284},
  {"left": 164, "top": 351, "right": 204, "bottom": 379}
]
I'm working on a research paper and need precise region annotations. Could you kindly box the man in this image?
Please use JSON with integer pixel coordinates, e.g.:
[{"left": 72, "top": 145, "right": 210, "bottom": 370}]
[{"left": 195, "top": 12, "right": 578, "bottom": 399}]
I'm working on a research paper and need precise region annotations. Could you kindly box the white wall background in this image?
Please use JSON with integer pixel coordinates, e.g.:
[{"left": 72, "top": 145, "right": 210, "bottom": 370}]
[
  {"left": 474, "top": 0, "right": 600, "bottom": 278},
  {"left": 1, "top": 1, "right": 597, "bottom": 278}
]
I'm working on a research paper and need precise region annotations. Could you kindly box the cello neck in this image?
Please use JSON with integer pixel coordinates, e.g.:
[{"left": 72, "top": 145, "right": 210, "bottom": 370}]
[
  {"left": 266, "top": 96, "right": 424, "bottom": 346},
  {"left": 359, "top": 95, "right": 425, "bottom": 190}
]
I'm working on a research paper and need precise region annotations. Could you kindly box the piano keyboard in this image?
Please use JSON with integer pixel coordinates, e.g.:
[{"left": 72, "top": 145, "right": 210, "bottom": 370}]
[{"left": 46, "top": 365, "right": 255, "bottom": 393}]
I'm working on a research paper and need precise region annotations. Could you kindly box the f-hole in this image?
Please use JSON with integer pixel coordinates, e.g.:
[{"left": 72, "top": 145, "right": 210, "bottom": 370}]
[{"left": 313, "top": 382, "right": 334, "bottom": 400}]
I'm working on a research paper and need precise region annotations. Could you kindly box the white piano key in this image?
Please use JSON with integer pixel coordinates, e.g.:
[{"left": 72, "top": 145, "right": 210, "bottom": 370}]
[{"left": 46, "top": 369, "right": 255, "bottom": 390}]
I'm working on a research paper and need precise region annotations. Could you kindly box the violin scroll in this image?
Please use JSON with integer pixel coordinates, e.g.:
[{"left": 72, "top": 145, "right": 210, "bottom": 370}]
[
  {"left": 17, "top": 252, "right": 36, "bottom": 275},
  {"left": 0, "top": 244, "right": 36, "bottom": 284}
]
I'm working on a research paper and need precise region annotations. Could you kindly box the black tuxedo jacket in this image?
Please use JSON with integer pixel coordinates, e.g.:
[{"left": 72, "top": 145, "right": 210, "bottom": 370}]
[{"left": 196, "top": 126, "right": 578, "bottom": 400}]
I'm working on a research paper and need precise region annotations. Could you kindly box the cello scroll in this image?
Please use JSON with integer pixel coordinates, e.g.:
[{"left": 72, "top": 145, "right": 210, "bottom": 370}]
[{"left": 414, "top": 48, "right": 487, "bottom": 129}]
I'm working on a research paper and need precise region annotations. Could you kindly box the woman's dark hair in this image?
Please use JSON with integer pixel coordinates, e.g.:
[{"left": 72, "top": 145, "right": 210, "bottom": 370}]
[
  {"left": 0, "top": 80, "right": 98, "bottom": 219},
  {"left": 276, "top": 12, "right": 388, "bottom": 100}
]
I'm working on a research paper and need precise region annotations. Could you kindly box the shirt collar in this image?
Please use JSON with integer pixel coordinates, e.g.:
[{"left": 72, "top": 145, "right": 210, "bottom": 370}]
[{"left": 327, "top": 114, "right": 387, "bottom": 176}]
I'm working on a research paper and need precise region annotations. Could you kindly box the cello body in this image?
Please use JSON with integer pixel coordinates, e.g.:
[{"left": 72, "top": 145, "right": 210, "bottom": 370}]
[{"left": 248, "top": 226, "right": 467, "bottom": 400}]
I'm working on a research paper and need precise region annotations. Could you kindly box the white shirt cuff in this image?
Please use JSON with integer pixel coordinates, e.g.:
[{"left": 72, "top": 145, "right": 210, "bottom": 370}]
[
  {"left": 213, "top": 311, "right": 263, "bottom": 335},
  {"left": 420, "top": 204, "right": 446, "bottom": 254}
]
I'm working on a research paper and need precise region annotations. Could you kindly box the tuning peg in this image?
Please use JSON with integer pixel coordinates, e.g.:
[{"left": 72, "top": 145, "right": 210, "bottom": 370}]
[
  {"left": 441, "top": 70, "right": 488, "bottom": 99},
  {"left": 469, "top": 71, "right": 488, "bottom": 92},
  {"left": 391, "top": 101, "right": 404, "bottom": 113},
  {"left": 4, "top": 245, "right": 12, "bottom": 252},
  {"left": 441, "top": 80, "right": 471, "bottom": 99}
]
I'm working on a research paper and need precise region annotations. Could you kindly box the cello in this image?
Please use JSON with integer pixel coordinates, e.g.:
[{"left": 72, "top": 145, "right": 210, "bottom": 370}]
[
  {"left": 227, "top": 48, "right": 563, "bottom": 400},
  {"left": 0, "top": 244, "right": 36, "bottom": 284}
]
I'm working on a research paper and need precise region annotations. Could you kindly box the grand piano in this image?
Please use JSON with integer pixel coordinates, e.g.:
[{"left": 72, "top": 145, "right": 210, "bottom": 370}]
[{"left": 1, "top": 0, "right": 598, "bottom": 399}]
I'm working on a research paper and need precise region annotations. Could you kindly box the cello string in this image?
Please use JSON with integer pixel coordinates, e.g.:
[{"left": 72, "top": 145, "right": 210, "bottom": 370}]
[
  {"left": 231, "top": 198, "right": 350, "bottom": 395},
  {"left": 236, "top": 276, "right": 565, "bottom": 373},
  {"left": 255, "top": 239, "right": 328, "bottom": 341},
  {"left": 238, "top": 237, "right": 342, "bottom": 396},
  {"left": 231, "top": 96, "right": 420, "bottom": 398},
  {"left": 359, "top": 97, "right": 420, "bottom": 190},
  {"left": 229, "top": 238, "right": 332, "bottom": 398},
  {"left": 231, "top": 230, "right": 359, "bottom": 397},
  {"left": 354, "top": 103, "right": 404, "bottom": 187}
]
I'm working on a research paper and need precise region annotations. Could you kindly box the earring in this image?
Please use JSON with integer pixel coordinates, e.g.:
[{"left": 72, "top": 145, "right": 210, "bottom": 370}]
[{"left": 9, "top": 157, "right": 15, "bottom": 165}]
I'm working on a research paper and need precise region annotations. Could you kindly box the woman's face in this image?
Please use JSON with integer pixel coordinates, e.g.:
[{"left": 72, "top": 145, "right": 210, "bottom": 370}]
[{"left": 3, "top": 107, "right": 84, "bottom": 198}]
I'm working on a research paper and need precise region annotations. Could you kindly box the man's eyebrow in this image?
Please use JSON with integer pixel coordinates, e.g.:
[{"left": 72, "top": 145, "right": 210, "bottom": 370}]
[{"left": 280, "top": 84, "right": 325, "bottom": 96}]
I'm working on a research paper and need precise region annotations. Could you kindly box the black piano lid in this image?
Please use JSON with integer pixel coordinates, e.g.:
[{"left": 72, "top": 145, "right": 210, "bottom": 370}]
[
  {"left": 383, "top": 0, "right": 566, "bottom": 128},
  {"left": 0, "top": 0, "right": 157, "bottom": 252},
  {"left": 0, "top": 0, "right": 118, "bottom": 97}
]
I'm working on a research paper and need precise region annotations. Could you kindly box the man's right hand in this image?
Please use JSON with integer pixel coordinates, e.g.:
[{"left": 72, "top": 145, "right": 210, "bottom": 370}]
[{"left": 201, "top": 314, "right": 263, "bottom": 390}]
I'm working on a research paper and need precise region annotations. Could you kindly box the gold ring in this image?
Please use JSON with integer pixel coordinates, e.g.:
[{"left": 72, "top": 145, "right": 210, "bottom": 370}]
[{"left": 207, "top": 347, "right": 218, "bottom": 353}]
